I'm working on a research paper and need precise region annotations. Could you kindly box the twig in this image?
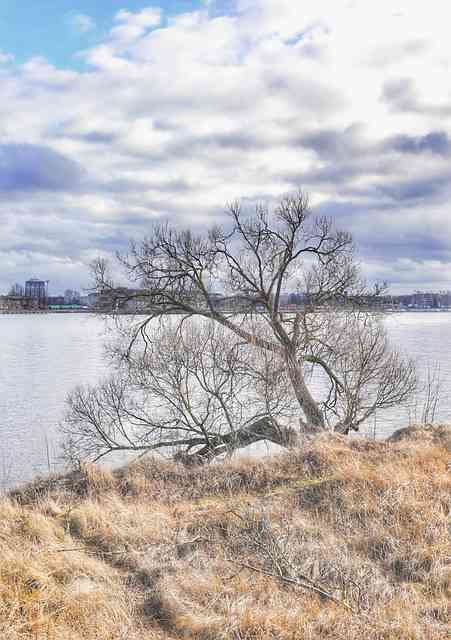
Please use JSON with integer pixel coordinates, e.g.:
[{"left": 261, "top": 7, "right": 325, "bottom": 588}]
[
  {"left": 234, "top": 560, "right": 355, "bottom": 613},
  {"left": 35, "top": 546, "right": 138, "bottom": 556},
  {"left": 35, "top": 537, "right": 205, "bottom": 557}
]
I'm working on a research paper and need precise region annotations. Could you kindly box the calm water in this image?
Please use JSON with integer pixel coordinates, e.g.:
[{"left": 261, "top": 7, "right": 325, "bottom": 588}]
[
  {"left": 1, "top": 312, "right": 450, "bottom": 488},
  {"left": 1, "top": 315, "right": 106, "bottom": 489}
]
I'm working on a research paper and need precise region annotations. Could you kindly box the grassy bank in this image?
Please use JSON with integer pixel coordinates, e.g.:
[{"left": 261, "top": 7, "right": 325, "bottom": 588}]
[{"left": 1, "top": 425, "right": 450, "bottom": 639}]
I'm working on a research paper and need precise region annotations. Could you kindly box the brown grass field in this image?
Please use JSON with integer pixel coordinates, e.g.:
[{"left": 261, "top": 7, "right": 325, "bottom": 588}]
[{"left": 1, "top": 424, "right": 450, "bottom": 639}]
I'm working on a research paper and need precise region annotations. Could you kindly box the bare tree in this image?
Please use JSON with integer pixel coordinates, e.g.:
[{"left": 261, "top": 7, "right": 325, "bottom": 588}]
[
  {"left": 63, "top": 321, "right": 300, "bottom": 463},
  {"left": 63, "top": 191, "right": 416, "bottom": 464}
]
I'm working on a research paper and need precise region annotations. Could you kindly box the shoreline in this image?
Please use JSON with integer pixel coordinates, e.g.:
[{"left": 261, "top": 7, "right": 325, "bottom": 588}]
[{"left": 2, "top": 307, "right": 451, "bottom": 316}]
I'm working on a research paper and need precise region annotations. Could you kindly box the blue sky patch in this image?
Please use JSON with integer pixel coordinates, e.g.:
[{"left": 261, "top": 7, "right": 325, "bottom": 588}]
[{"left": 0, "top": 1, "right": 204, "bottom": 68}]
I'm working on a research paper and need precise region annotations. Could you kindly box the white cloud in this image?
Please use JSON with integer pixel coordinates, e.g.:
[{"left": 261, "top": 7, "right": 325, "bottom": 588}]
[
  {"left": 0, "top": 51, "right": 14, "bottom": 64},
  {"left": 1, "top": 1, "right": 451, "bottom": 293},
  {"left": 111, "top": 8, "right": 161, "bottom": 44},
  {"left": 70, "top": 13, "right": 96, "bottom": 34}
]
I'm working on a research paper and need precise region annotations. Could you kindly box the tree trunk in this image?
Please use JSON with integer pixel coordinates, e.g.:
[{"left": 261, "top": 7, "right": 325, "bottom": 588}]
[
  {"left": 285, "top": 349, "right": 325, "bottom": 429},
  {"left": 175, "top": 417, "right": 299, "bottom": 465}
]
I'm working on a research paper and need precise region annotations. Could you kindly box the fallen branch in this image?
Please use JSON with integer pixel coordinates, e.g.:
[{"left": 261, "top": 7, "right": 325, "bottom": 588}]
[{"left": 234, "top": 560, "right": 355, "bottom": 613}]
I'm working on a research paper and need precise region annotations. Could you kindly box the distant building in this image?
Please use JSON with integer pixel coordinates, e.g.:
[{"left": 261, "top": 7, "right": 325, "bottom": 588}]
[
  {"left": 88, "top": 292, "right": 98, "bottom": 307},
  {"left": 64, "top": 289, "right": 81, "bottom": 304},
  {"left": 9, "top": 283, "right": 24, "bottom": 297},
  {"left": 94, "top": 287, "right": 151, "bottom": 313},
  {"left": 47, "top": 296, "right": 65, "bottom": 306},
  {"left": 25, "top": 279, "right": 48, "bottom": 300},
  {"left": 0, "top": 295, "right": 24, "bottom": 312},
  {"left": 0, "top": 295, "right": 40, "bottom": 312},
  {"left": 440, "top": 291, "right": 451, "bottom": 308},
  {"left": 412, "top": 291, "right": 435, "bottom": 309}
]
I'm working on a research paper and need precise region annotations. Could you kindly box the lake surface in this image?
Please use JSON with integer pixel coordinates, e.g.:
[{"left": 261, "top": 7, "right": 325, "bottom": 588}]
[{"left": 1, "top": 312, "right": 451, "bottom": 489}]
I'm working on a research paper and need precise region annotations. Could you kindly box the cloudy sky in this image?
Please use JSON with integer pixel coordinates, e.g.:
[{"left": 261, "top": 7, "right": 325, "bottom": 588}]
[{"left": 1, "top": 0, "right": 450, "bottom": 294}]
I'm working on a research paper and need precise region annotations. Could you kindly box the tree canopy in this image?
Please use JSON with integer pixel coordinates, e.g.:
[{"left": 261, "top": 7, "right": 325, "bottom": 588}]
[{"left": 63, "top": 191, "right": 416, "bottom": 464}]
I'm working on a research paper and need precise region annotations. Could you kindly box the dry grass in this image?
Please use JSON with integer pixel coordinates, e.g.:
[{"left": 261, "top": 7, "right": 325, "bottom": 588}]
[{"left": 2, "top": 424, "right": 450, "bottom": 639}]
